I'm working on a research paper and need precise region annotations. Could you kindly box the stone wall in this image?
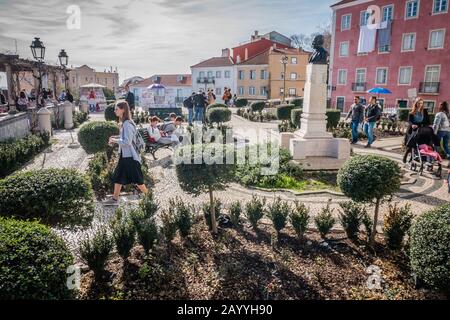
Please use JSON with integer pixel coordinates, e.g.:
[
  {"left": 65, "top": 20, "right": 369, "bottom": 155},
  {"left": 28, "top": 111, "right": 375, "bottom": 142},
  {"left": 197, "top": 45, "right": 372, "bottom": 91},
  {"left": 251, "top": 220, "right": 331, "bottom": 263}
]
[{"left": 0, "top": 112, "right": 31, "bottom": 142}]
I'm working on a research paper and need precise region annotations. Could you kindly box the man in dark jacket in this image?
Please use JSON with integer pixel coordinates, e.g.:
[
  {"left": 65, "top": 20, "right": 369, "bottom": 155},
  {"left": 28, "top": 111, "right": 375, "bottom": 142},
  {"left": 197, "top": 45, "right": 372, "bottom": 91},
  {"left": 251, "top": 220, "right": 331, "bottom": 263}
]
[
  {"left": 124, "top": 84, "right": 135, "bottom": 112},
  {"left": 192, "top": 90, "right": 207, "bottom": 124},
  {"left": 345, "top": 96, "right": 365, "bottom": 144},
  {"left": 184, "top": 93, "right": 195, "bottom": 126},
  {"left": 363, "top": 96, "right": 382, "bottom": 148}
]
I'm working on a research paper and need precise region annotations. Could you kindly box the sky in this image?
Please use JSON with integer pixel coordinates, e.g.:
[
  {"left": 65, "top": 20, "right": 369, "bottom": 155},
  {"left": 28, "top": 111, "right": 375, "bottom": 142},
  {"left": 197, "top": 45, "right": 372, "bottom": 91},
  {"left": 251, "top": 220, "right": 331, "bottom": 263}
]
[{"left": 0, "top": 0, "right": 335, "bottom": 83}]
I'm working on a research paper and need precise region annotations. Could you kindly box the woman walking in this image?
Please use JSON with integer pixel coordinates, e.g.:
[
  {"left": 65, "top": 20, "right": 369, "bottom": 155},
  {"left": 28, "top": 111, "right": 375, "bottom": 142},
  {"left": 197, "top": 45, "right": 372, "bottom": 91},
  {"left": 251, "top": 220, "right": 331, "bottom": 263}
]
[
  {"left": 105, "top": 101, "right": 148, "bottom": 205},
  {"left": 363, "top": 96, "right": 381, "bottom": 148},
  {"left": 433, "top": 101, "right": 450, "bottom": 159},
  {"left": 403, "top": 98, "right": 431, "bottom": 162}
]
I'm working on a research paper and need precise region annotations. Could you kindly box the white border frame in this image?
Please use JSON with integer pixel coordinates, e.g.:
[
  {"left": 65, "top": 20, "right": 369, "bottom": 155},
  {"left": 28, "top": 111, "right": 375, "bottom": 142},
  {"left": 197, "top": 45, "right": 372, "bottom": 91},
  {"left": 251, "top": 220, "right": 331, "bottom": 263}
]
[
  {"left": 405, "top": 0, "right": 420, "bottom": 20},
  {"left": 336, "top": 96, "right": 346, "bottom": 111},
  {"left": 401, "top": 32, "right": 417, "bottom": 52},
  {"left": 355, "top": 68, "right": 367, "bottom": 84},
  {"left": 375, "top": 67, "right": 389, "bottom": 85},
  {"left": 423, "top": 100, "right": 436, "bottom": 112},
  {"left": 382, "top": 4, "right": 395, "bottom": 22},
  {"left": 428, "top": 28, "right": 446, "bottom": 50},
  {"left": 398, "top": 66, "right": 413, "bottom": 86},
  {"left": 341, "top": 13, "right": 352, "bottom": 31}
]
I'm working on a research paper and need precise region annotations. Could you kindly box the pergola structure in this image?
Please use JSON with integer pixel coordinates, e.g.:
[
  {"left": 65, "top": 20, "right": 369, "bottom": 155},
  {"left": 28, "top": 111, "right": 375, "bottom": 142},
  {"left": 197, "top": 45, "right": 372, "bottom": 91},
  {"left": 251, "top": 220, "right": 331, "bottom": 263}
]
[{"left": 0, "top": 53, "right": 69, "bottom": 108}]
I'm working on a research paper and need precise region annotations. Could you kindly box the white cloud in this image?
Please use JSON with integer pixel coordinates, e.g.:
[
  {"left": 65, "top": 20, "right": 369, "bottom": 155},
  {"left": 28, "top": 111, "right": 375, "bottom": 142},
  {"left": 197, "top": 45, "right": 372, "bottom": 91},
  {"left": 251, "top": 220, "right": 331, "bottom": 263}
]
[{"left": 0, "top": 0, "right": 334, "bottom": 82}]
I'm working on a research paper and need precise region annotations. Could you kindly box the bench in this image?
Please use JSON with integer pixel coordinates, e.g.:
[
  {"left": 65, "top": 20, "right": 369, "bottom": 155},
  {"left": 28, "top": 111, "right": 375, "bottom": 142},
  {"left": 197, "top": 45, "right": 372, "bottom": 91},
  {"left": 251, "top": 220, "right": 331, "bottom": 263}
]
[{"left": 138, "top": 128, "right": 174, "bottom": 160}]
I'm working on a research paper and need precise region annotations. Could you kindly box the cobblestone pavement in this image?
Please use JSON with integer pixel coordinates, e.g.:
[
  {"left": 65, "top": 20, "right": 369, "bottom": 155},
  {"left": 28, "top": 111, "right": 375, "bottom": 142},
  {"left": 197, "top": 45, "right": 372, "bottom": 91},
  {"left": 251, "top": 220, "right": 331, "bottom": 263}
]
[{"left": 33, "top": 112, "right": 448, "bottom": 252}]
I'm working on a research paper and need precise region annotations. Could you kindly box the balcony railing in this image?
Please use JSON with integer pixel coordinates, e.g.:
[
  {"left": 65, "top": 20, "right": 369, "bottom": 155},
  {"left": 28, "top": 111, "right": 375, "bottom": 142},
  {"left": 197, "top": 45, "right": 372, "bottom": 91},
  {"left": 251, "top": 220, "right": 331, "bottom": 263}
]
[
  {"left": 197, "top": 77, "right": 215, "bottom": 84},
  {"left": 352, "top": 82, "right": 367, "bottom": 92},
  {"left": 419, "top": 82, "right": 440, "bottom": 94}
]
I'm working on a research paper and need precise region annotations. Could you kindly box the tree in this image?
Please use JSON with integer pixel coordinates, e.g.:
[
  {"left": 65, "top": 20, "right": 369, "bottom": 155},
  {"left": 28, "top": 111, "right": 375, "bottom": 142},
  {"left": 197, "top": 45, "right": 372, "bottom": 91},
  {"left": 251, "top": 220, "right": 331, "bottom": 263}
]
[
  {"left": 103, "top": 88, "right": 116, "bottom": 101},
  {"left": 290, "top": 34, "right": 312, "bottom": 51},
  {"left": 175, "top": 143, "right": 236, "bottom": 234},
  {"left": 291, "top": 22, "right": 332, "bottom": 52},
  {"left": 337, "top": 155, "right": 402, "bottom": 246}
]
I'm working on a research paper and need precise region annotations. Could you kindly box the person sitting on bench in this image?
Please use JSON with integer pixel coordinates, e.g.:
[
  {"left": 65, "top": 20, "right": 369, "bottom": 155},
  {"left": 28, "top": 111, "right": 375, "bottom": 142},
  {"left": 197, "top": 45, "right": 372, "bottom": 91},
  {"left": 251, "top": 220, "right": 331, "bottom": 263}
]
[{"left": 147, "top": 116, "right": 162, "bottom": 143}]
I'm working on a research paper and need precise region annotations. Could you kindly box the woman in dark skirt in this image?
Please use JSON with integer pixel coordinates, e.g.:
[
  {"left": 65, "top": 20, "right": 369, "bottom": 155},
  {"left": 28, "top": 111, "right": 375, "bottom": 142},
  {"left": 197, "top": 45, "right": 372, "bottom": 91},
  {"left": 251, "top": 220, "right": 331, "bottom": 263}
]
[{"left": 105, "top": 101, "right": 148, "bottom": 205}]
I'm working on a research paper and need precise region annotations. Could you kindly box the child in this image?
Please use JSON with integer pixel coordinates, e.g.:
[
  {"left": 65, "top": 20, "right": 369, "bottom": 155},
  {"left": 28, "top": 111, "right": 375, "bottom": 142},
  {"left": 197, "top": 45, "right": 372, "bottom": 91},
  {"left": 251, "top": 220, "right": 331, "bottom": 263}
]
[{"left": 147, "top": 116, "right": 162, "bottom": 143}]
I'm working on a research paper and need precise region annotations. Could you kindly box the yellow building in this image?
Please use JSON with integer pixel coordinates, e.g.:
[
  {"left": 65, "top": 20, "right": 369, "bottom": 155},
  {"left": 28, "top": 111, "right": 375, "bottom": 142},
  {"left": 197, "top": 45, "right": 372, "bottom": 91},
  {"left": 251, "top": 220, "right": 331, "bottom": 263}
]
[
  {"left": 236, "top": 46, "right": 310, "bottom": 101},
  {"left": 68, "top": 65, "right": 119, "bottom": 94},
  {"left": 268, "top": 47, "right": 310, "bottom": 100}
]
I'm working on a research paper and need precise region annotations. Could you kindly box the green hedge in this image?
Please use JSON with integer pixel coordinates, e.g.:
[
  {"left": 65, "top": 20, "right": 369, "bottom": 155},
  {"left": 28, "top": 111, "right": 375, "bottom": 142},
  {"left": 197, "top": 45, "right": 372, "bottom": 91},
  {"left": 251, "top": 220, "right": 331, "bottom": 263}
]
[
  {"left": 207, "top": 107, "right": 232, "bottom": 124},
  {"left": 207, "top": 103, "right": 228, "bottom": 110},
  {"left": 277, "top": 104, "right": 297, "bottom": 121},
  {"left": 289, "top": 98, "right": 303, "bottom": 108},
  {"left": 291, "top": 109, "right": 303, "bottom": 128},
  {"left": 0, "top": 217, "right": 74, "bottom": 299},
  {"left": 326, "top": 109, "right": 341, "bottom": 130},
  {"left": 0, "top": 133, "right": 50, "bottom": 179},
  {"left": 104, "top": 104, "right": 118, "bottom": 122},
  {"left": 410, "top": 204, "right": 450, "bottom": 290},
  {"left": 250, "top": 101, "right": 266, "bottom": 113},
  {"left": 0, "top": 169, "right": 94, "bottom": 228},
  {"left": 78, "top": 121, "right": 119, "bottom": 154},
  {"left": 235, "top": 98, "right": 248, "bottom": 108},
  {"left": 397, "top": 108, "right": 409, "bottom": 122}
]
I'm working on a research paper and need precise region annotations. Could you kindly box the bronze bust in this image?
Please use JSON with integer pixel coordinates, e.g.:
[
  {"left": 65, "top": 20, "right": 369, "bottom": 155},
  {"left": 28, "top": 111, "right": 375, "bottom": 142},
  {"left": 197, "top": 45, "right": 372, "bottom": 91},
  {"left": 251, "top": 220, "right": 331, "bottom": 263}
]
[{"left": 308, "top": 35, "right": 328, "bottom": 65}]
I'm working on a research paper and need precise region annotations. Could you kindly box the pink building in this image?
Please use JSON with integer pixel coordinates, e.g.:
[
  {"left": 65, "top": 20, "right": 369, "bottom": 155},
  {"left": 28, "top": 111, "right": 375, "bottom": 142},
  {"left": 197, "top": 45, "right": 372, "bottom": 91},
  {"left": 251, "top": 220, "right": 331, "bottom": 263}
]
[{"left": 330, "top": 0, "right": 450, "bottom": 113}]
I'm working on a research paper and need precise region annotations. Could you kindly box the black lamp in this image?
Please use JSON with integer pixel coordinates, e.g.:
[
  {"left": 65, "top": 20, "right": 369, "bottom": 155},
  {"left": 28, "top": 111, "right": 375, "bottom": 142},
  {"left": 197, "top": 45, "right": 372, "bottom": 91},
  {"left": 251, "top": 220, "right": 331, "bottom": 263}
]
[{"left": 30, "top": 37, "right": 45, "bottom": 61}]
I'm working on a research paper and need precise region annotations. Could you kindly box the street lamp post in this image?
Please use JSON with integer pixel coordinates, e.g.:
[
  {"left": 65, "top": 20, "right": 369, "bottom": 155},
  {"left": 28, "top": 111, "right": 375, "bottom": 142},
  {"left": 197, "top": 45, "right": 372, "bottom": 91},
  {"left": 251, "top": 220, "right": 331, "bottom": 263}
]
[
  {"left": 30, "top": 37, "right": 45, "bottom": 108},
  {"left": 280, "top": 55, "right": 288, "bottom": 102},
  {"left": 58, "top": 49, "right": 69, "bottom": 91}
]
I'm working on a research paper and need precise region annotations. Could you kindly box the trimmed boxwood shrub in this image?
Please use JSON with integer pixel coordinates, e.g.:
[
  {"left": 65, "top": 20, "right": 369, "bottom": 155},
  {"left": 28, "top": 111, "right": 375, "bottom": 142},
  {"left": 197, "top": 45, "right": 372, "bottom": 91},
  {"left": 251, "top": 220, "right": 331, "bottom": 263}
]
[
  {"left": 250, "top": 101, "right": 266, "bottom": 113},
  {"left": 207, "top": 103, "right": 228, "bottom": 110},
  {"left": 207, "top": 107, "right": 232, "bottom": 124},
  {"left": 277, "top": 104, "right": 297, "bottom": 121},
  {"left": 397, "top": 108, "right": 409, "bottom": 122},
  {"left": 235, "top": 98, "right": 248, "bottom": 108},
  {"left": 104, "top": 104, "right": 118, "bottom": 122},
  {"left": 290, "top": 98, "right": 303, "bottom": 108},
  {"left": 326, "top": 109, "right": 341, "bottom": 130},
  {"left": 0, "top": 133, "right": 50, "bottom": 178},
  {"left": 410, "top": 204, "right": 450, "bottom": 290},
  {"left": 78, "top": 121, "right": 119, "bottom": 154},
  {"left": 0, "top": 217, "right": 74, "bottom": 299},
  {"left": 338, "top": 155, "right": 402, "bottom": 245},
  {"left": 0, "top": 169, "right": 95, "bottom": 228},
  {"left": 291, "top": 109, "right": 303, "bottom": 128}
]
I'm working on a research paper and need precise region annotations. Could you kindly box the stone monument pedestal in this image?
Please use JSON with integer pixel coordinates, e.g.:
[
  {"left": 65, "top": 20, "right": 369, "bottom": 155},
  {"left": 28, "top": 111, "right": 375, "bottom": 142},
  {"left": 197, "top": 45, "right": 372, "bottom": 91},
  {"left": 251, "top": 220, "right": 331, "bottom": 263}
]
[{"left": 281, "top": 63, "right": 350, "bottom": 170}]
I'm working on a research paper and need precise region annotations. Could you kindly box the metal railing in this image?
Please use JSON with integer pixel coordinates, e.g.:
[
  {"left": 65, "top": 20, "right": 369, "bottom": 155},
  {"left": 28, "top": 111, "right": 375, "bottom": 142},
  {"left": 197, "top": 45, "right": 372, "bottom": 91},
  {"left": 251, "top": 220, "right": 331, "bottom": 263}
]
[
  {"left": 351, "top": 82, "right": 367, "bottom": 92},
  {"left": 419, "top": 82, "right": 440, "bottom": 94},
  {"left": 197, "top": 77, "right": 215, "bottom": 84}
]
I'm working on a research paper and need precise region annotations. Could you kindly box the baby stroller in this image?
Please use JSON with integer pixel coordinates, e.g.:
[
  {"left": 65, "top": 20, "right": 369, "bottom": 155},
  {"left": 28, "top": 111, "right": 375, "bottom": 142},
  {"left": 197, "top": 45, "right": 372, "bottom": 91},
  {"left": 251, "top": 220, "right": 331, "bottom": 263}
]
[{"left": 406, "top": 127, "right": 442, "bottom": 178}]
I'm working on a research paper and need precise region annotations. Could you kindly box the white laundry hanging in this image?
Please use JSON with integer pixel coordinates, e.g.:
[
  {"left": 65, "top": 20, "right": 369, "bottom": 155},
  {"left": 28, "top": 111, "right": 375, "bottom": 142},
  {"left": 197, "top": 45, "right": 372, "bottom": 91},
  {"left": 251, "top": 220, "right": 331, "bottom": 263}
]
[{"left": 358, "top": 24, "right": 378, "bottom": 53}]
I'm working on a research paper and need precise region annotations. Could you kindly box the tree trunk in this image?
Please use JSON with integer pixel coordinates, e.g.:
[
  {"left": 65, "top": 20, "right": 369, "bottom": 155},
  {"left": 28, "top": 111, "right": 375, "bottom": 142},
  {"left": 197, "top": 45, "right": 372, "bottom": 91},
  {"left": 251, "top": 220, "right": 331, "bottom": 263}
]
[
  {"left": 370, "top": 198, "right": 381, "bottom": 246},
  {"left": 209, "top": 186, "right": 218, "bottom": 235}
]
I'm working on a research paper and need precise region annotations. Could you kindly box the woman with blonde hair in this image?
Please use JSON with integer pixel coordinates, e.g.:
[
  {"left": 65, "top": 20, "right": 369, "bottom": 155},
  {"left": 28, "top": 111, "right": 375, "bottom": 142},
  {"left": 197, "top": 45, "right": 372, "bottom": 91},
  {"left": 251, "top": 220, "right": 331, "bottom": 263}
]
[{"left": 105, "top": 100, "right": 148, "bottom": 205}]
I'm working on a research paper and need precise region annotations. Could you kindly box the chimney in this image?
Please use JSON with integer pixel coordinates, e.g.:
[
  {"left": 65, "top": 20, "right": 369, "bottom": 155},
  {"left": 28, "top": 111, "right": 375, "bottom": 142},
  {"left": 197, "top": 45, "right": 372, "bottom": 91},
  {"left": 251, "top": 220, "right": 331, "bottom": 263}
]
[
  {"left": 245, "top": 48, "right": 248, "bottom": 61},
  {"left": 251, "top": 30, "right": 259, "bottom": 41},
  {"left": 221, "top": 48, "right": 230, "bottom": 57}
]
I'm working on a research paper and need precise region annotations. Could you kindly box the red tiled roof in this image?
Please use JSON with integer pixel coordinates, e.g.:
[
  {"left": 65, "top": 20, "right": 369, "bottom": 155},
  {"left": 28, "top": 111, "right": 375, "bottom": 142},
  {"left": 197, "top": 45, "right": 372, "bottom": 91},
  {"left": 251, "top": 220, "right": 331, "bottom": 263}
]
[
  {"left": 191, "top": 56, "right": 235, "bottom": 68},
  {"left": 238, "top": 49, "right": 270, "bottom": 65},
  {"left": 132, "top": 74, "right": 192, "bottom": 88},
  {"left": 331, "top": 0, "right": 357, "bottom": 7}
]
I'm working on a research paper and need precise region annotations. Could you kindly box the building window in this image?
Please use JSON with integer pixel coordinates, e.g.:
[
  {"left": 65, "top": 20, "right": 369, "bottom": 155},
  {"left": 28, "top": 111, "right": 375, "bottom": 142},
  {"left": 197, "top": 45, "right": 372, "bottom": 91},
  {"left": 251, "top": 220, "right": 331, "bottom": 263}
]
[
  {"left": 250, "top": 70, "right": 256, "bottom": 80},
  {"left": 433, "top": 0, "right": 448, "bottom": 13},
  {"left": 238, "top": 70, "right": 245, "bottom": 80},
  {"left": 355, "top": 69, "right": 366, "bottom": 84},
  {"left": 429, "top": 29, "right": 445, "bottom": 49},
  {"left": 260, "top": 86, "right": 267, "bottom": 96},
  {"left": 289, "top": 88, "right": 296, "bottom": 96},
  {"left": 382, "top": 5, "right": 394, "bottom": 21},
  {"left": 405, "top": 0, "right": 419, "bottom": 19},
  {"left": 238, "top": 87, "right": 244, "bottom": 95},
  {"left": 260, "top": 70, "right": 267, "bottom": 80},
  {"left": 360, "top": 10, "right": 371, "bottom": 26},
  {"left": 336, "top": 97, "right": 345, "bottom": 112},
  {"left": 424, "top": 65, "right": 441, "bottom": 90},
  {"left": 339, "top": 41, "right": 349, "bottom": 57},
  {"left": 249, "top": 87, "right": 256, "bottom": 95},
  {"left": 224, "top": 71, "right": 231, "bottom": 78},
  {"left": 290, "top": 72, "right": 297, "bottom": 80},
  {"left": 216, "top": 71, "right": 221, "bottom": 78},
  {"left": 341, "top": 14, "right": 351, "bottom": 30},
  {"left": 402, "top": 33, "right": 416, "bottom": 51},
  {"left": 337, "top": 69, "right": 347, "bottom": 85},
  {"left": 377, "top": 98, "right": 385, "bottom": 108},
  {"left": 216, "top": 87, "right": 222, "bottom": 95},
  {"left": 199, "top": 71, "right": 205, "bottom": 78},
  {"left": 398, "top": 66, "right": 413, "bottom": 85},
  {"left": 280, "top": 88, "right": 284, "bottom": 95},
  {"left": 376, "top": 68, "right": 388, "bottom": 85},
  {"left": 291, "top": 57, "right": 298, "bottom": 64},
  {"left": 207, "top": 71, "right": 213, "bottom": 78},
  {"left": 424, "top": 101, "right": 436, "bottom": 112}
]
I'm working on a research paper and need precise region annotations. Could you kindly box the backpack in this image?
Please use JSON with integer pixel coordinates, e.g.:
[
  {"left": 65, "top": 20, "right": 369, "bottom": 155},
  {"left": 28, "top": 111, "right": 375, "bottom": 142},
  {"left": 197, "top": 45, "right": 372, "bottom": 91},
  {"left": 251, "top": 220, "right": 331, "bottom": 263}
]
[{"left": 128, "top": 122, "right": 145, "bottom": 153}]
